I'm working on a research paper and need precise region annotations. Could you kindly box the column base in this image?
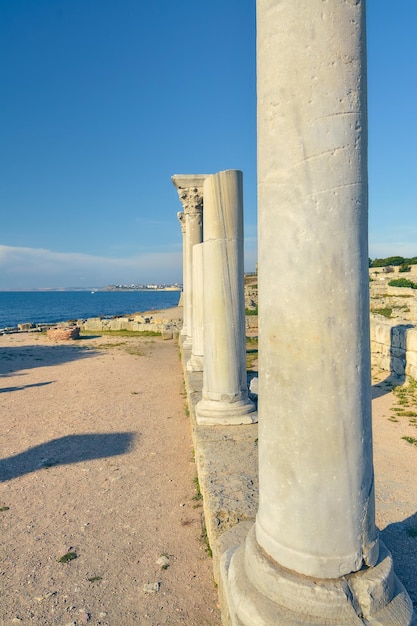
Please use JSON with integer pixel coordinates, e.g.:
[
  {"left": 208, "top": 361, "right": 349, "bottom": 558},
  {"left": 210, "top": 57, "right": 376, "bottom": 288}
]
[
  {"left": 195, "top": 397, "right": 257, "bottom": 425},
  {"left": 186, "top": 353, "right": 204, "bottom": 372},
  {"left": 221, "top": 525, "right": 415, "bottom": 626},
  {"left": 182, "top": 335, "right": 193, "bottom": 350}
]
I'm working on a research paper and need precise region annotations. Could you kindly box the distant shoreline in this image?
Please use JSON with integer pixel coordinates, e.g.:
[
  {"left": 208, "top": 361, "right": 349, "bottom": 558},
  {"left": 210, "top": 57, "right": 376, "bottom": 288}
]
[
  {"left": 0, "top": 290, "right": 181, "bottom": 331},
  {"left": 0, "top": 287, "right": 182, "bottom": 293}
]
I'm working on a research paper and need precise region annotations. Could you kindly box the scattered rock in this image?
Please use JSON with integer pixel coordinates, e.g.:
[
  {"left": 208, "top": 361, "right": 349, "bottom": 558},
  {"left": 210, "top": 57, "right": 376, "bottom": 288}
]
[
  {"left": 79, "top": 609, "right": 91, "bottom": 623},
  {"left": 47, "top": 326, "right": 80, "bottom": 341},
  {"left": 18, "top": 322, "right": 35, "bottom": 330},
  {"left": 156, "top": 555, "right": 170, "bottom": 569},
  {"left": 249, "top": 376, "right": 259, "bottom": 396},
  {"left": 35, "top": 591, "right": 57, "bottom": 602},
  {"left": 143, "top": 582, "right": 160, "bottom": 594}
]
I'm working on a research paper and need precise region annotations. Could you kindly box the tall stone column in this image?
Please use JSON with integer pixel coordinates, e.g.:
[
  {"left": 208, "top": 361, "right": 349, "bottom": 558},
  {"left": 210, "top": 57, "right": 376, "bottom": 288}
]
[
  {"left": 172, "top": 175, "right": 207, "bottom": 349},
  {"left": 176, "top": 211, "right": 186, "bottom": 332},
  {"left": 221, "top": 2, "right": 415, "bottom": 624},
  {"left": 195, "top": 170, "right": 256, "bottom": 425},
  {"left": 187, "top": 242, "right": 204, "bottom": 372}
]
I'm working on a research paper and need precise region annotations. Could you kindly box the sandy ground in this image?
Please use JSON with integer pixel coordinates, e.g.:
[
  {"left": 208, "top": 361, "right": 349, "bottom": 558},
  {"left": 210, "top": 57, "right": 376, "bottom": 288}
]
[
  {"left": 1, "top": 310, "right": 416, "bottom": 624},
  {"left": 0, "top": 310, "right": 220, "bottom": 626},
  {"left": 371, "top": 371, "right": 417, "bottom": 612}
]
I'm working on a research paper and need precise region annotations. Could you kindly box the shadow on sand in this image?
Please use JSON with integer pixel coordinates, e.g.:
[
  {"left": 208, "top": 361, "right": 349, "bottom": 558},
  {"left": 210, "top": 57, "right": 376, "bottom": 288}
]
[
  {"left": 381, "top": 511, "right": 417, "bottom": 610},
  {"left": 0, "top": 343, "right": 98, "bottom": 378},
  {"left": 0, "top": 432, "right": 135, "bottom": 482}
]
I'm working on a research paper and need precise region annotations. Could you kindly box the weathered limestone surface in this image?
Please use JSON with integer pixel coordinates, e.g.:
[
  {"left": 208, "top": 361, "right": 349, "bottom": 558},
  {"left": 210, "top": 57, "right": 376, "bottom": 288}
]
[
  {"left": 371, "top": 317, "right": 417, "bottom": 380},
  {"left": 370, "top": 265, "right": 417, "bottom": 322},
  {"left": 80, "top": 314, "right": 181, "bottom": 337},
  {"left": 220, "top": 1, "right": 415, "bottom": 624},
  {"left": 181, "top": 341, "right": 258, "bottom": 586},
  {"left": 177, "top": 211, "right": 187, "bottom": 335},
  {"left": 251, "top": 0, "right": 377, "bottom": 579},
  {"left": 187, "top": 242, "right": 204, "bottom": 372},
  {"left": 195, "top": 170, "right": 256, "bottom": 425},
  {"left": 172, "top": 175, "right": 207, "bottom": 349}
]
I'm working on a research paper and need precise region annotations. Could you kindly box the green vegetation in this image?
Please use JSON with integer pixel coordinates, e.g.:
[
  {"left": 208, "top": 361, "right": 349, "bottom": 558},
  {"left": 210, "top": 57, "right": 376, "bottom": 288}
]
[
  {"left": 192, "top": 475, "right": 203, "bottom": 501},
  {"left": 370, "top": 256, "right": 417, "bottom": 267},
  {"left": 93, "top": 341, "right": 144, "bottom": 356},
  {"left": 246, "top": 336, "right": 258, "bottom": 371},
  {"left": 200, "top": 518, "right": 213, "bottom": 558},
  {"left": 388, "top": 278, "right": 417, "bottom": 289},
  {"left": 390, "top": 378, "right": 417, "bottom": 439},
  {"left": 402, "top": 436, "right": 417, "bottom": 446},
  {"left": 80, "top": 329, "right": 161, "bottom": 337},
  {"left": 399, "top": 263, "right": 411, "bottom": 273},
  {"left": 88, "top": 576, "right": 103, "bottom": 582},
  {"left": 0, "top": 506, "right": 10, "bottom": 512},
  {"left": 371, "top": 307, "right": 392, "bottom": 318},
  {"left": 58, "top": 552, "right": 77, "bottom": 563},
  {"left": 245, "top": 306, "right": 258, "bottom": 316}
]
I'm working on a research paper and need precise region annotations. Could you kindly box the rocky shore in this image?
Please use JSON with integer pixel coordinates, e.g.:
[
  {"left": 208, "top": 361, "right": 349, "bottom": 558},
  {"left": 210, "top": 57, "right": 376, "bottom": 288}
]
[{"left": 0, "top": 306, "right": 184, "bottom": 339}]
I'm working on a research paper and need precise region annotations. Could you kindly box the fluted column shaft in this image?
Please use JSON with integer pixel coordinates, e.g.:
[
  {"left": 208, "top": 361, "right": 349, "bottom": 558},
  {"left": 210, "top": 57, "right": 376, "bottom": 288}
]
[
  {"left": 195, "top": 170, "right": 256, "bottom": 425},
  {"left": 172, "top": 175, "right": 207, "bottom": 347},
  {"left": 186, "top": 242, "right": 204, "bottom": 372},
  {"left": 221, "top": 2, "right": 414, "bottom": 624},
  {"left": 176, "top": 212, "right": 186, "bottom": 332},
  {"left": 255, "top": 0, "right": 377, "bottom": 577}
]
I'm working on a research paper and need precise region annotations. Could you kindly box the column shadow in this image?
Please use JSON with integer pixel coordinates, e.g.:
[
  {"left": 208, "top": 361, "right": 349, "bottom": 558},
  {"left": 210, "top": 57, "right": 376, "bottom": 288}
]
[
  {"left": 0, "top": 432, "right": 135, "bottom": 482},
  {"left": 0, "top": 344, "right": 97, "bottom": 377},
  {"left": 380, "top": 511, "right": 417, "bottom": 610},
  {"left": 0, "top": 381, "right": 55, "bottom": 393}
]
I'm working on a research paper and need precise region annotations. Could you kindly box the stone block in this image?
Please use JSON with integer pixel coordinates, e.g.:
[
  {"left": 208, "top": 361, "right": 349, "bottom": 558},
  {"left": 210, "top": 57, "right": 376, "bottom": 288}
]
[
  {"left": 18, "top": 322, "right": 35, "bottom": 330},
  {"left": 406, "top": 328, "right": 417, "bottom": 353},
  {"left": 375, "top": 322, "right": 392, "bottom": 346},
  {"left": 81, "top": 319, "right": 104, "bottom": 331},
  {"left": 405, "top": 349, "right": 417, "bottom": 368},
  {"left": 47, "top": 326, "right": 80, "bottom": 341},
  {"left": 406, "top": 362, "right": 417, "bottom": 380}
]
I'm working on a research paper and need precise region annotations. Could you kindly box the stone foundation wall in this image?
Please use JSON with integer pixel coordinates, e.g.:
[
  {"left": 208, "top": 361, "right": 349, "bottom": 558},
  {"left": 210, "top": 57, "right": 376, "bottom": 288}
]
[
  {"left": 369, "top": 266, "right": 417, "bottom": 322},
  {"left": 370, "top": 315, "right": 417, "bottom": 380},
  {"left": 79, "top": 314, "right": 182, "bottom": 338}
]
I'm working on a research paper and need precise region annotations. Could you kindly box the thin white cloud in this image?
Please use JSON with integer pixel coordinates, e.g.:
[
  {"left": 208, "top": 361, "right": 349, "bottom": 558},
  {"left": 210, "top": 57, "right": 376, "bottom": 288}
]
[
  {"left": 0, "top": 245, "right": 182, "bottom": 289},
  {"left": 368, "top": 240, "right": 417, "bottom": 260}
]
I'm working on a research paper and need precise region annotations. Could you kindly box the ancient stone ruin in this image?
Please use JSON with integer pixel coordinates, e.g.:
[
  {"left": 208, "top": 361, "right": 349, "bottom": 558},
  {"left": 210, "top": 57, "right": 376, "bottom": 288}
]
[{"left": 173, "top": 1, "right": 415, "bottom": 624}]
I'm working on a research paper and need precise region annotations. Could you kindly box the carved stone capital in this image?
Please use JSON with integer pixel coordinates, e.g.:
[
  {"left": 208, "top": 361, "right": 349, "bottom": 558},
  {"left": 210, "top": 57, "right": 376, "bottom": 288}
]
[
  {"left": 177, "top": 187, "right": 203, "bottom": 216},
  {"left": 171, "top": 174, "right": 209, "bottom": 216},
  {"left": 177, "top": 211, "right": 186, "bottom": 234}
]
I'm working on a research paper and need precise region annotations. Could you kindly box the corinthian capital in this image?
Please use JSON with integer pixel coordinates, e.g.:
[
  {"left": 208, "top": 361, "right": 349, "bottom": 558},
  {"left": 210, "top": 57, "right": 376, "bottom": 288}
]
[
  {"left": 178, "top": 187, "right": 203, "bottom": 216},
  {"left": 171, "top": 174, "right": 209, "bottom": 216},
  {"left": 177, "top": 211, "right": 186, "bottom": 233}
]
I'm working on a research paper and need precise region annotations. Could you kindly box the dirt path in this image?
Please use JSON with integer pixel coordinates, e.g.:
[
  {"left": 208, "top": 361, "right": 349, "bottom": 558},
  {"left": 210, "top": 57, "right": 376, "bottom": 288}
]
[
  {"left": 1, "top": 324, "right": 416, "bottom": 624},
  {"left": 0, "top": 328, "right": 220, "bottom": 626}
]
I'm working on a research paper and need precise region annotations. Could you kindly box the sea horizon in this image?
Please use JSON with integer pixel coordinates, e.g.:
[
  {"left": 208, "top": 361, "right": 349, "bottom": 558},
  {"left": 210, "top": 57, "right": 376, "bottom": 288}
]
[
  {"left": 0, "top": 286, "right": 181, "bottom": 293},
  {"left": 0, "top": 290, "right": 181, "bottom": 330}
]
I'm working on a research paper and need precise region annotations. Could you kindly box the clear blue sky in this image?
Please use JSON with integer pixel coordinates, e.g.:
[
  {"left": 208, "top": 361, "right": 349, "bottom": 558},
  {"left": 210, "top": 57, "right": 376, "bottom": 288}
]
[{"left": 0, "top": 1, "right": 415, "bottom": 289}]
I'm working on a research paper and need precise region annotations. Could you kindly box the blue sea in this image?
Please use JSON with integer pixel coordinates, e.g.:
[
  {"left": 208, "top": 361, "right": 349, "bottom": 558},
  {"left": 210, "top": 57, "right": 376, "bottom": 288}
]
[{"left": 0, "top": 290, "right": 181, "bottom": 329}]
